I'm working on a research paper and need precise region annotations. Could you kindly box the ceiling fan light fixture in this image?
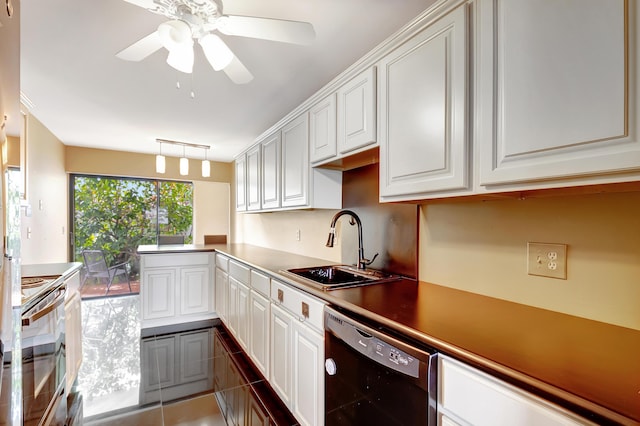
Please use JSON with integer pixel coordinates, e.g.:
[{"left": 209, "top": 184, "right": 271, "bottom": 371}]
[
  {"left": 158, "top": 20, "right": 192, "bottom": 51},
  {"left": 166, "top": 44, "right": 194, "bottom": 73},
  {"left": 199, "top": 33, "right": 233, "bottom": 71}
]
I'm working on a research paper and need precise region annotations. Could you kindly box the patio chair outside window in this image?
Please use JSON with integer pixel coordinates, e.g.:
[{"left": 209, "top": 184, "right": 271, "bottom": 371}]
[{"left": 81, "top": 249, "right": 131, "bottom": 295}]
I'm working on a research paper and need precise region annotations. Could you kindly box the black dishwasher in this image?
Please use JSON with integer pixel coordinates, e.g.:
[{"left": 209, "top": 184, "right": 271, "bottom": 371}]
[{"left": 324, "top": 306, "right": 438, "bottom": 426}]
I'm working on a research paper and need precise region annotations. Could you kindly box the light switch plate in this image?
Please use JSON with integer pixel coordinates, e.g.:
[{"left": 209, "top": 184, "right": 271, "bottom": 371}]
[{"left": 527, "top": 242, "right": 567, "bottom": 280}]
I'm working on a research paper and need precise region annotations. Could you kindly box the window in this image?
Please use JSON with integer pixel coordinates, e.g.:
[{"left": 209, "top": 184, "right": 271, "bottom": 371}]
[{"left": 71, "top": 175, "right": 193, "bottom": 279}]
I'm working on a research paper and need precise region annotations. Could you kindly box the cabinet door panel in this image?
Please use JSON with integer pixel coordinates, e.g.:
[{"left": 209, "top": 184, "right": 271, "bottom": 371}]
[
  {"left": 228, "top": 277, "right": 240, "bottom": 337},
  {"left": 261, "top": 132, "right": 281, "bottom": 210},
  {"left": 379, "top": 6, "right": 468, "bottom": 198},
  {"left": 478, "top": 0, "right": 639, "bottom": 185},
  {"left": 215, "top": 268, "right": 228, "bottom": 321},
  {"left": 310, "top": 94, "right": 337, "bottom": 163},
  {"left": 180, "top": 267, "right": 210, "bottom": 316},
  {"left": 249, "top": 291, "right": 270, "bottom": 378},
  {"left": 179, "top": 330, "right": 211, "bottom": 383},
  {"left": 270, "top": 304, "right": 292, "bottom": 406},
  {"left": 246, "top": 145, "right": 261, "bottom": 211},
  {"left": 237, "top": 282, "right": 250, "bottom": 351},
  {"left": 143, "top": 269, "right": 176, "bottom": 320},
  {"left": 281, "top": 114, "right": 309, "bottom": 207},
  {"left": 292, "top": 323, "right": 324, "bottom": 426},
  {"left": 338, "top": 67, "right": 377, "bottom": 153},
  {"left": 235, "top": 155, "right": 247, "bottom": 211}
]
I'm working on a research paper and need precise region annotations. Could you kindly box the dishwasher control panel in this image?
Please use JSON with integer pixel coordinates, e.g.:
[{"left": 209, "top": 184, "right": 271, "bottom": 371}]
[{"left": 326, "top": 309, "right": 422, "bottom": 378}]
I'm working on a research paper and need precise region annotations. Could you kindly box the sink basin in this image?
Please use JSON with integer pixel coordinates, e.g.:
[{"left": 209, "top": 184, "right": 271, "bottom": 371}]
[{"left": 281, "top": 265, "right": 398, "bottom": 290}]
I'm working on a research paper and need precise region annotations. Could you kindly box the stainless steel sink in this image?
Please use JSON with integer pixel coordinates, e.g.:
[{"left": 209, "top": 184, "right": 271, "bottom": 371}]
[{"left": 281, "top": 265, "right": 399, "bottom": 290}]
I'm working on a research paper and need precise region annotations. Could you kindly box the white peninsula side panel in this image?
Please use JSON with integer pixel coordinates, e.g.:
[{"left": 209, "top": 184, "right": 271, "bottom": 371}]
[{"left": 140, "top": 252, "right": 216, "bottom": 329}]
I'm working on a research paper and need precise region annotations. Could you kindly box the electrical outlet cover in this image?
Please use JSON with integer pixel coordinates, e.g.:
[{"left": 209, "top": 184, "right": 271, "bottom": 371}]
[{"left": 527, "top": 242, "right": 567, "bottom": 280}]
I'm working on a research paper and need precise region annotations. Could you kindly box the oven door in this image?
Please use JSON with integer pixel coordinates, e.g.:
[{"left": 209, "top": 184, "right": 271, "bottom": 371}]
[
  {"left": 324, "top": 307, "right": 437, "bottom": 426},
  {"left": 22, "top": 285, "right": 67, "bottom": 426}
]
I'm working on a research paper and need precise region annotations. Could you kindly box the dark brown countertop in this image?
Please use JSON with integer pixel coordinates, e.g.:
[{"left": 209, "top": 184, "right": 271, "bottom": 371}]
[{"left": 139, "top": 244, "right": 640, "bottom": 424}]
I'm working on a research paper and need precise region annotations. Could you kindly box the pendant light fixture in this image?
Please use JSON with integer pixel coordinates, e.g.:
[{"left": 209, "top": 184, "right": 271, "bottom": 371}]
[
  {"left": 202, "top": 147, "right": 211, "bottom": 178},
  {"left": 156, "top": 141, "right": 166, "bottom": 174},
  {"left": 156, "top": 138, "right": 211, "bottom": 177},
  {"left": 180, "top": 144, "right": 189, "bottom": 176}
]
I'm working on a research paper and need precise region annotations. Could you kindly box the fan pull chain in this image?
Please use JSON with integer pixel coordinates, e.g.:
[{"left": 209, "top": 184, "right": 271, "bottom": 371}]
[{"left": 190, "top": 73, "right": 195, "bottom": 99}]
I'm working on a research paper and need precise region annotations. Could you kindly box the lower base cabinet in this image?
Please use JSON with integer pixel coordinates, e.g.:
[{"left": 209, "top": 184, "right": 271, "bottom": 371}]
[
  {"left": 64, "top": 290, "right": 82, "bottom": 391},
  {"left": 140, "top": 253, "right": 215, "bottom": 328},
  {"left": 438, "top": 354, "right": 596, "bottom": 425}
]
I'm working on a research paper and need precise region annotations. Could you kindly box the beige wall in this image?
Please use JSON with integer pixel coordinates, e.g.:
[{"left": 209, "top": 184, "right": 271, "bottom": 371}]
[
  {"left": 65, "top": 146, "right": 233, "bottom": 184},
  {"left": 21, "top": 114, "right": 68, "bottom": 264},
  {"left": 5, "top": 135, "right": 19, "bottom": 168},
  {"left": 237, "top": 209, "right": 342, "bottom": 263},
  {"left": 419, "top": 192, "right": 640, "bottom": 331},
  {"left": 193, "top": 181, "right": 230, "bottom": 244}
]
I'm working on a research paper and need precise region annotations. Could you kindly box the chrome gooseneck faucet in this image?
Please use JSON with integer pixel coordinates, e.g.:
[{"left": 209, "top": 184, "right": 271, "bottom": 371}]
[{"left": 326, "top": 210, "right": 378, "bottom": 270}]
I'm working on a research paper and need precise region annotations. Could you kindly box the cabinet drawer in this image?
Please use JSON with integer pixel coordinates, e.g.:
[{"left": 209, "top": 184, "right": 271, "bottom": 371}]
[
  {"left": 271, "top": 280, "right": 325, "bottom": 332},
  {"left": 144, "top": 253, "right": 210, "bottom": 268},
  {"left": 250, "top": 270, "right": 270, "bottom": 297},
  {"left": 215, "top": 254, "right": 229, "bottom": 272},
  {"left": 229, "top": 260, "right": 250, "bottom": 284},
  {"left": 438, "top": 355, "right": 594, "bottom": 425}
]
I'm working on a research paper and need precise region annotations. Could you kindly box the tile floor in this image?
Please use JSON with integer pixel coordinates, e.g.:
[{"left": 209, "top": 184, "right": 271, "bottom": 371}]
[{"left": 78, "top": 295, "right": 297, "bottom": 426}]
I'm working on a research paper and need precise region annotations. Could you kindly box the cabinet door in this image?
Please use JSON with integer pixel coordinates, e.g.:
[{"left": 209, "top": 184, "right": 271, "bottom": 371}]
[
  {"left": 379, "top": 5, "right": 469, "bottom": 199},
  {"left": 270, "top": 304, "right": 293, "bottom": 407},
  {"left": 477, "top": 0, "right": 639, "bottom": 186},
  {"left": 338, "top": 66, "right": 377, "bottom": 154},
  {"left": 142, "top": 268, "right": 176, "bottom": 321},
  {"left": 65, "top": 292, "right": 82, "bottom": 390},
  {"left": 261, "top": 132, "right": 281, "bottom": 210},
  {"left": 227, "top": 276, "right": 240, "bottom": 337},
  {"left": 281, "top": 113, "right": 309, "bottom": 208},
  {"left": 249, "top": 290, "right": 270, "bottom": 378},
  {"left": 246, "top": 145, "right": 262, "bottom": 211},
  {"left": 179, "top": 330, "right": 211, "bottom": 384},
  {"left": 237, "top": 281, "right": 250, "bottom": 351},
  {"left": 235, "top": 154, "right": 247, "bottom": 211},
  {"left": 215, "top": 267, "right": 228, "bottom": 322},
  {"left": 180, "top": 266, "right": 211, "bottom": 316},
  {"left": 309, "top": 94, "right": 337, "bottom": 163},
  {"left": 292, "top": 323, "right": 324, "bottom": 426}
]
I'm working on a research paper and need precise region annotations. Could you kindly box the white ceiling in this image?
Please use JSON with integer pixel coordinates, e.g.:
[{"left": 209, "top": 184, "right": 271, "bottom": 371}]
[{"left": 18, "top": 0, "right": 432, "bottom": 162}]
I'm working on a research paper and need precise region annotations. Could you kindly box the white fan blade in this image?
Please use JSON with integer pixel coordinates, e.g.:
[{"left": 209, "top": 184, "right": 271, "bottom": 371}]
[
  {"left": 116, "top": 31, "right": 163, "bottom": 61},
  {"left": 219, "top": 15, "right": 315, "bottom": 45},
  {"left": 224, "top": 56, "right": 253, "bottom": 84},
  {"left": 199, "top": 34, "right": 233, "bottom": 71},
  {"left": 121, "top": 0, "right": 156, "bottom": 9}
]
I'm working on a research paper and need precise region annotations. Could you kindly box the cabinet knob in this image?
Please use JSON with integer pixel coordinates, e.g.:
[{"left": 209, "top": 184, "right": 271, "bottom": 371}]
[
  {"left": 301, "top": 301, "right": 309, "bottom": 320},
  {"left": 277, "top": 289, "right": 284, "bottom": 303},
  {"left": 325, "top": 358, "right": 337, "bottom": 376}
]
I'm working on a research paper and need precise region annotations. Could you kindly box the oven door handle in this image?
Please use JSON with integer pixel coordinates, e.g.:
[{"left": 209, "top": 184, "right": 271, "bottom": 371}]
[{"left": 22, "top": 287, "right": 66, "bottom": 326}]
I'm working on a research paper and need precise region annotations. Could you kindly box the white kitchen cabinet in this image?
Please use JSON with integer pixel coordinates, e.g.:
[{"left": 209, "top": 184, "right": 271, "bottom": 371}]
[
  {"left": 270, "top": 279, "right": 325, "bottom": 426},
  {"left": 309, "top": 94, "right": 337, "bottom": 163},
  {"left": 282, "top": 113, "right": 310, "bottom": 207},
  {"left": 237, "top": 279, "right": 250, "bottom": 351},
  {"left": 249, "top": 270, "right": 270, "bottom": 378},
  {"left": 65, "top": 290, "right": 82, "bottom": 392},
  {"left": 215, "top": 254, "right": 229, "bottom": 322},
  {"left": 438, "top": 354, "right": 595, "bottom": 425},
  {"left": 246, "top": 145, "right": 261, "bottom": 211},
  {"left": 379, "top": 4, "right": 469, "bottom": 201},
  {"left": 337, "top": 66, "right": 377, "bottom": 154},
  {"left": 140, "top": 253, "right": 215, "bottom": 328},
  {"left": 476, "top": 0, "right": 640, "bottom": 188},
  {"left": 227, "top": 276, "right": 240, "bottom": 338},
  {"left": 270, "top": 303, "right": 293, "bottom": 407},
  {"left": 261, "top": 131, "right": 281, "bottom": 210},
  {"left": 292, "top": 321, "right": 324, "bottom": 426},
  {"left": 235, "top": 153, "right": 247, "bottom": 211}
]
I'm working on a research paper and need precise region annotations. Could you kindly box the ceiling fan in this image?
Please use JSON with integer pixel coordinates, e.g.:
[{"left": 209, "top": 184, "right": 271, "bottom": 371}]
[{"left": 116, "top": 0, "right": 316, "bottom": 84}]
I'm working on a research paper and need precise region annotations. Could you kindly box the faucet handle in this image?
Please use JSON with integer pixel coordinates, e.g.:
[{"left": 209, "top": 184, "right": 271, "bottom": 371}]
[{"left": 360, "top": 252, "right": 379, "bottom": 268}]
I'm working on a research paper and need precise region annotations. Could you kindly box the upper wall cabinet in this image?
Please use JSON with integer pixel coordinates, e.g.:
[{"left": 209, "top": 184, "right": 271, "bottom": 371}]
[
  {"left": 246, "top": 145, "right": 261, "bottom": 211},
  {"left": 236, "top": 113, "right": 342, "bottom": 213},
  {"left": 337, "top": 66, "right": 377, "bottom": 155},
  {"left": 309, "top": 94, "right": 337, "bottom": 164},
  {"left": 261, "top": 131, "right": 281, "bottom": 210},
  {"left": 379, "top": 5, "right": 469, "bottom": 201},
  {"left": 477, "top": 0, "right": 640, "bottom": 187},
  {"left": 235, "top": 155, "right": 247, "bottom": 212}
]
